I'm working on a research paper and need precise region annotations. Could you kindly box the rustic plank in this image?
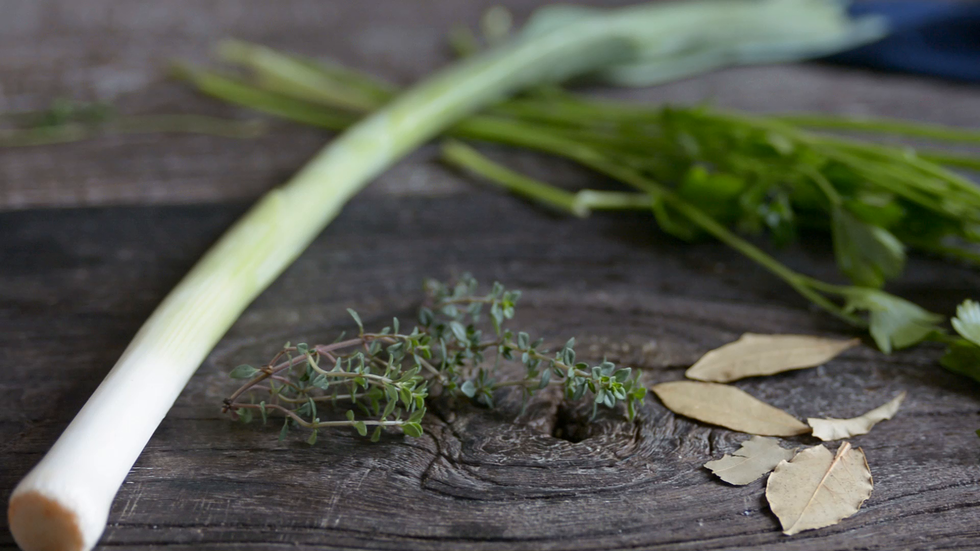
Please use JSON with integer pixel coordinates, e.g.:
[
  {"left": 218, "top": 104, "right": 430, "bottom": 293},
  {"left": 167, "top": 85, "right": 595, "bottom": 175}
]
[
  {"left": 2, "top": 189, "right": 980, "bottom": 550},
  {"left": 3, "top": 1, "right": 980, "bottom": 550}
]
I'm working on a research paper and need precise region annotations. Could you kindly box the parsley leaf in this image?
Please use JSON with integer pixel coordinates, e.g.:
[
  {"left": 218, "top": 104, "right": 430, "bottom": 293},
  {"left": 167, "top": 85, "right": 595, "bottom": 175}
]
[
  {"left": 843, "top": 289, "right": 944, "bottom": 353},
  {"left": 940, "top": 339, "right": 980, "bottom": 384},
  {"left": 951, "top": 299, "right": 980, "bottom": 347},
  {"left": 832, "top": 207, "right": 905, "bottom": 288}
]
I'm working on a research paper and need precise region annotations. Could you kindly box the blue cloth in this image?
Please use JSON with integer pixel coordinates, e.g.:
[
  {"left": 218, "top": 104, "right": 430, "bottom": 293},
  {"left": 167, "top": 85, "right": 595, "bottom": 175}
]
[{"left": 825, "top": 1, "right": 980, "bottom": 82}]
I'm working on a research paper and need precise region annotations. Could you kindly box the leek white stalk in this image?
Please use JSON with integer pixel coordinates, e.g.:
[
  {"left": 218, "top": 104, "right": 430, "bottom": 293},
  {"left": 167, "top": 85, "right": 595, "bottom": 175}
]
[{"left": 7, "top": 2, "right": 882, "bottom": 550}]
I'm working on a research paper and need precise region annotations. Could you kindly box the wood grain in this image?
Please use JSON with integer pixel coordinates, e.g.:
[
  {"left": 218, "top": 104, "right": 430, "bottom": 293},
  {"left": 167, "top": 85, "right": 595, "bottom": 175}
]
[
  {"left": 2, "top": 1, "right": 980, "bottom": 550},
  {"left": 3, "top": 192, "right": 980, "bottom": 550}
]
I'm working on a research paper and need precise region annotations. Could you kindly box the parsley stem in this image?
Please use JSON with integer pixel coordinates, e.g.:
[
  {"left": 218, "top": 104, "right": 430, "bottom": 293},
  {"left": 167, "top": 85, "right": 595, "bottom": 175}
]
[
  {"left": 441, "top": 139, "right": 586, "bottom": 217},
  {"left": 574, "top": 190, "right": 654, "bottom": 211},
  {"left": 905, "top": 240, "right": 980, "bottom": 267},
  {"left": 0, "top": 115, "right": 265, "bottom": 147},
  {"left": 918, "top": 151, "right": 980, "bottom": 172},
  {"left": 800, "top": 165, "right": 842, "bottom": 207},
  {"left": 658, "top": 194, "right": 864, "bottom": 326},
  {"left": 774, "top": 113, "right": 980, "bottom": 145},
  {"left": 813, "top": 137, "right": 980, "bottom": 203}
]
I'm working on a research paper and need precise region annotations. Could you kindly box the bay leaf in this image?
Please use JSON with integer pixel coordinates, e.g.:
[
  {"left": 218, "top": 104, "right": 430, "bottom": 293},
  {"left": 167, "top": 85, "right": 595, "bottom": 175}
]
[
  {"left": 686, "top": 333, "right": 859, "bottom": 383},
  {"left": 808, "top": 391, "right": 906, "bottom": 441},
  {"left": 766, "top": 442, "right": 873, "bottom": 535},
  {"left": 651, "top": 381, "right": 810, "bottom": 436},
  {"left": 704, "top": 436, "right": 796, "bottom": 485}
]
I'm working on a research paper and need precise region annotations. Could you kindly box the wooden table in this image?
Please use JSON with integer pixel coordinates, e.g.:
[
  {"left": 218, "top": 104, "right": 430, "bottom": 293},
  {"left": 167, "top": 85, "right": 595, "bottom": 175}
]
[{"left": 2, "top": 2, "right": 980, "bottom": 550}]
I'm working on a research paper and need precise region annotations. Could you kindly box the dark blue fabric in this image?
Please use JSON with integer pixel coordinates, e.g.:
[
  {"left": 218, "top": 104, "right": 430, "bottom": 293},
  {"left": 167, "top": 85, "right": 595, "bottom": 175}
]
[{"left": 824, "top": 1, "right": 980, "bottom": 83}]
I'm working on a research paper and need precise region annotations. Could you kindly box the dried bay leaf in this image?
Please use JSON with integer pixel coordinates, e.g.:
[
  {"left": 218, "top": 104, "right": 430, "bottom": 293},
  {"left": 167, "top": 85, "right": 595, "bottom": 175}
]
[
  {"left": 652, "top": 381, "right": 810, "bottom": 436},
  {"left": 686, "top": 333, "right": 859, "bottom": 383},
  {"left": 766, "top": 442, "right": 873, "bottom": 535},
  {"left": 704, "top": 436, "right": 796, "bottom": 485},
  {"left": 808, "top": 391, "right": 906, "bottom": 441}
]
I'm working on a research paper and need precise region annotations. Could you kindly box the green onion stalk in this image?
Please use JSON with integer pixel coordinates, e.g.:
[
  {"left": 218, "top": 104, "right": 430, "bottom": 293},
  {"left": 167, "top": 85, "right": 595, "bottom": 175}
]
[{"left": 8, "top": 2, "right": 883, "bottom": 550}]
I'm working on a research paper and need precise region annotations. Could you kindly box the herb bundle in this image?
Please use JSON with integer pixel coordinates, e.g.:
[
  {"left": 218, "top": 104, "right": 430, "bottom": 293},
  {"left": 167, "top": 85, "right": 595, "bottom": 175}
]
[
  {"left": 225, "top": 275, "right": 646, "bottom": 443},
  {"left": 175, "top": 37, "right": 980, "bottom": 376}
]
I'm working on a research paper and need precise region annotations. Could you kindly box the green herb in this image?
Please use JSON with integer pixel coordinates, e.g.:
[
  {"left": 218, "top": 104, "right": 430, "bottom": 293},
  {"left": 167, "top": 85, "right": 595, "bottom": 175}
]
[
  {"left": 940, "top": 299, "right": 980, "bottom": 435},
  {"left": 0, "top": 99, "right": 265, "bottom": 147},
  {"left": 174, "top": 32, "right": 980, "bottom": 361},
  {"left": 775, "top": 113, "right": 980, "bottom": 145},
  {"left": 951, "top": 299, "right": 980, "bottom": 346},
  {"left": 941, "top": 300, "right": 980, "bottom": 384},
  {"left": 225, "top": 275, "right": 646, "bottom": 442}
]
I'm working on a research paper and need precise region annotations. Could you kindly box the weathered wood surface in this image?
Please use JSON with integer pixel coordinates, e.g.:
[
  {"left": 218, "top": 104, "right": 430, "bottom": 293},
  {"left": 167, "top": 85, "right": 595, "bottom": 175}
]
[{"left": 2, "top": 1, "right": 980, "bottom": 550}]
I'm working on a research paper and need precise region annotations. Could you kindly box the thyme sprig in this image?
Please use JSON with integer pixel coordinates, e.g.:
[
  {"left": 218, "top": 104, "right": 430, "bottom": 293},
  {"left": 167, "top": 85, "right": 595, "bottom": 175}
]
[{"left": 224, "top": 275, "right": 647, "bottom": 443}]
